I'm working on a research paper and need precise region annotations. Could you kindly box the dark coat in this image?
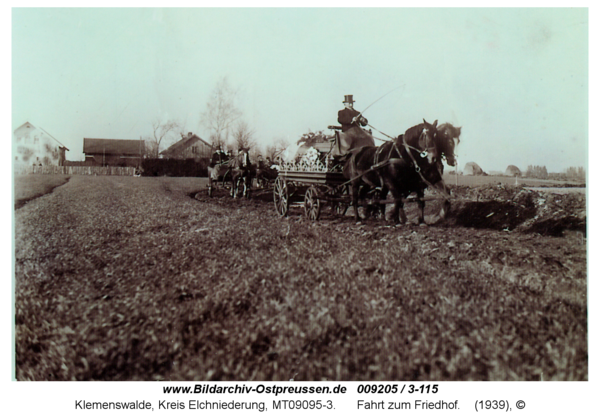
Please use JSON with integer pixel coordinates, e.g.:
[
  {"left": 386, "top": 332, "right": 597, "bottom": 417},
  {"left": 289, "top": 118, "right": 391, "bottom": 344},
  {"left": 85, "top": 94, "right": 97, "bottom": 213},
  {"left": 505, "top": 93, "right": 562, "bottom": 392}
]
[{"left": 338, "top": 107, "right": 368, "bottom": 132}]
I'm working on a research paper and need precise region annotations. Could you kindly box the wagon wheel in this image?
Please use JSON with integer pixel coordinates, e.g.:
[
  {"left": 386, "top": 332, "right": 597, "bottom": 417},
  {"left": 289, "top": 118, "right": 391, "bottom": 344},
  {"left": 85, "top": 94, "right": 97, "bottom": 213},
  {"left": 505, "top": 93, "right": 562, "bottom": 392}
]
[
  {"left": 273, "top": 177, "right": 289, "bottom": 217},
  {"left": 304, "top": 186, "right": 321, "bottom": 221},
  {"left": 331, "top": 185, "right": 349, "bottom": 216}
]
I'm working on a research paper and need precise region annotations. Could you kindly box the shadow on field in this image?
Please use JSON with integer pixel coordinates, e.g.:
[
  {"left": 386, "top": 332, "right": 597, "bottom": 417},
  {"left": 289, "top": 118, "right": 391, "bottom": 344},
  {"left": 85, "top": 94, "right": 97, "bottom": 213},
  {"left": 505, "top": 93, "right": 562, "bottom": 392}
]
[
  {"left": 522, "top": 216, "right": 586, "bottom": 237},
  {"left": 448, "top": 190, "right": 586, "bottom": 237},
  {"left": 450, "top": 199, "right": 537, "bottom": 231}
]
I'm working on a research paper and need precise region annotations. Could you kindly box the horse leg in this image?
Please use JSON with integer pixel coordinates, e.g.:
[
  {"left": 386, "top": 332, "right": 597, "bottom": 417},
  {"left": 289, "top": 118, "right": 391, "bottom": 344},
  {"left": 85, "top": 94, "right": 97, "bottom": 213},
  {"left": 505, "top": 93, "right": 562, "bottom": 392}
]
[
  {"left": 358, "top": 185, "right": 371, "bottom": 220},
  {"left": 359, "top": 177, "right": 381, "bottom": 220},
  {"left": 244, "top": 175, "right": 251, "bottom": 199},
  {"left": 378, "top": 186, "right": 388, "bottom": 220},
  {"left": 231, "top": 175, "right": 238, "bottom": 198},
  {"left": 351, "top": 182, "right": 361, "bottom": 223},
  {"left": 390, "top": 197, "right": 406, "bottom": 225},
  {"left": 432, "top": 180, "right": 451, "bottom": 220},
  {"left": 417, "top": 189, "right": 426, "bottom": 225},
  {"left": 387, "top": 186, "right": 406, "bottom": 225}
]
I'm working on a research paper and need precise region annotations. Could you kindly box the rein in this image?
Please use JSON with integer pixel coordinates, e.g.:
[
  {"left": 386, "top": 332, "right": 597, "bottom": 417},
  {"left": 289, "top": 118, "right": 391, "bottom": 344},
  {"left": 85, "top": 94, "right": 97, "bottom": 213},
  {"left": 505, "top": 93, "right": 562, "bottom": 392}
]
[
  {"left": 367, "top": 123, "right": 434, "bottom": 159},
  {"left": 402, "top": 129, "right": 451, "bottom": 200},
  {"left": 334, "top": 124, "right": 452, "bottom": 201},
  {"left": 366, "top": 123, "right": 395, "bottom": 142}
]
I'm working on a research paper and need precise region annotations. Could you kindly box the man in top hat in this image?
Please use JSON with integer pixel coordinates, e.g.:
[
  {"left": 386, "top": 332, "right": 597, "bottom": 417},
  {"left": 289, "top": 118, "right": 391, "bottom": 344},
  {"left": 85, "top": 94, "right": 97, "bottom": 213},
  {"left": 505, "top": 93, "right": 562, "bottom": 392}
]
[
  {"left": 338, "top": 94, "right": 368, "bottom": 132},
  {"left": 334, "top": 95, "right": 375, "bottom": 156}
]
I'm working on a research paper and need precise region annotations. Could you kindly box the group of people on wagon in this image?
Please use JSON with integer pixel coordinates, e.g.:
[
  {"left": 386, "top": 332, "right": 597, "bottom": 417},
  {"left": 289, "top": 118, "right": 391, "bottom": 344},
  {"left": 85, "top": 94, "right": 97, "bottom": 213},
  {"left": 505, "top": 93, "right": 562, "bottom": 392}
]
[{"left": 209, "top": 94, "right": 373, "bottom": 170}]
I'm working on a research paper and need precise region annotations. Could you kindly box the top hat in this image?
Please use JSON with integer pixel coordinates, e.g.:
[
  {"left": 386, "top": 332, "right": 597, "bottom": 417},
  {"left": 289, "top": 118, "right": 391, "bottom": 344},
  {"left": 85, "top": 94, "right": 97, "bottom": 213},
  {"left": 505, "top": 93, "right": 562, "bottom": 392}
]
[{"left": 343, "top": 94, "right": 355, "bottom": 104}]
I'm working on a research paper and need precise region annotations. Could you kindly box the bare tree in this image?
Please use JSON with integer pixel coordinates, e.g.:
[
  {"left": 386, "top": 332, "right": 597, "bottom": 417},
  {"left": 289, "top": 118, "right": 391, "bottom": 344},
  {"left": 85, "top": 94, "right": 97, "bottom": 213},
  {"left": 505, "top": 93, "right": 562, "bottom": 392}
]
[
  {"left": 146, "top": 118, "right": 183, "bottom": 158},
  {"left": 144, "top": 136, "right": 159, "bottom": 158},
  {"left": 233, "top": 120, "right": 257, "bottom": 151},
  {"left": 201, "top": 76, "right": 242, "bottom": 150},
  {"left": 265, "top": 137, "right": 290, "bottom": 161}
]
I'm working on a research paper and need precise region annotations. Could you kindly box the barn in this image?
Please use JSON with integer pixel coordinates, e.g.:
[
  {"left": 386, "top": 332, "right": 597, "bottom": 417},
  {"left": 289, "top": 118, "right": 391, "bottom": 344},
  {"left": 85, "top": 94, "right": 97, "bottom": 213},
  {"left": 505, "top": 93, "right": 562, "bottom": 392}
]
[
  {"left": 505, "top": 165, "right": 522, "bottom": 177},
  {"left": 463, "top": 162, "right": 484, "bottom": 176},
  {"left": 83, "top": 138, "right": 145, "bottom": 167}
]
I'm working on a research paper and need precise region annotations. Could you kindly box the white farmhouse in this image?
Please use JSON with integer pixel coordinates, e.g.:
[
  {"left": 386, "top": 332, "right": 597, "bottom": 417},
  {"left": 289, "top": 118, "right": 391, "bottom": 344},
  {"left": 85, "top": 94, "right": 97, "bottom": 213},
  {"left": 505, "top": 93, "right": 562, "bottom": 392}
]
[{"left": 13, "top": 122, "right": 69, "bottom": 168}]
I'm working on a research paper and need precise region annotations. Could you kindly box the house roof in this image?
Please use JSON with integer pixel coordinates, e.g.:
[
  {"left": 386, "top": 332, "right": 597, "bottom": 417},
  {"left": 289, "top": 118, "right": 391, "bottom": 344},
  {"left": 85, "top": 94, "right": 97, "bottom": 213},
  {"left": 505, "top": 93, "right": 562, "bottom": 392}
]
[
  {"left": 39, "top": 127, "right": 69, "bottom": 151},
  {"left": 160, "top": 133, "right": 212, "bottom": 156},
  {"left": 14, "top": 121, "right": 35, "bottom": 132},
  {"left": 83, "top": 138, "right": 145, "bottom": 155},
  {"left": 14, "top": 121, "right": 70, "bottom": 151}
]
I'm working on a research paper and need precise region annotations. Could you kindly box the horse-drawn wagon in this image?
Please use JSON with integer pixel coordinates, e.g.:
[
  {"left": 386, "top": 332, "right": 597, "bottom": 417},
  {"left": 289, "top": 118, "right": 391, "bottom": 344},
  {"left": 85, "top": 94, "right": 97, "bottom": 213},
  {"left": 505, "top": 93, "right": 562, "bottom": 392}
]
[
  {"left": 273, "top": 137, "right": 350, "bottom": 220},
  {"left": 255, "top": 158, "right": 279, "bottom": 189},
  {"left": 207, "top": 149, "right": 255, "bottom": 199},
  {"left": 273, "top": 121, "right": 461, "bottom": 223}
]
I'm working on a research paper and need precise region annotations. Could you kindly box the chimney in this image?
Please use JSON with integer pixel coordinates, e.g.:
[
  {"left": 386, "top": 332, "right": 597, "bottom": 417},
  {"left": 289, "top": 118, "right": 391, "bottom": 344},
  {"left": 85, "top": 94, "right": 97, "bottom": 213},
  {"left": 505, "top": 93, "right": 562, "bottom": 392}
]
[{"left": 188, "top": 132, "right": 193, "bottom": 137}]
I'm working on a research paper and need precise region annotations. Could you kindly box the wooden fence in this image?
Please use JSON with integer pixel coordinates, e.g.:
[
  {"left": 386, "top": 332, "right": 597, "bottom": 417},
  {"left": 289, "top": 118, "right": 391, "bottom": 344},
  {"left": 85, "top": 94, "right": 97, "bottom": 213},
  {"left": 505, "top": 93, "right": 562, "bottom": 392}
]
[{"left": 16, "top": 165, "right": 136, "bottom": 176}]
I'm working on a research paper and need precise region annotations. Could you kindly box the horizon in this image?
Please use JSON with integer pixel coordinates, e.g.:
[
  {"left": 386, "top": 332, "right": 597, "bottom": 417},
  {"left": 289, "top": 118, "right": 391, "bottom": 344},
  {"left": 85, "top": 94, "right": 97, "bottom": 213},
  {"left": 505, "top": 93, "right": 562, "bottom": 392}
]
[{"left": 12, "top": 8, "right": 588, "bottom": 173}]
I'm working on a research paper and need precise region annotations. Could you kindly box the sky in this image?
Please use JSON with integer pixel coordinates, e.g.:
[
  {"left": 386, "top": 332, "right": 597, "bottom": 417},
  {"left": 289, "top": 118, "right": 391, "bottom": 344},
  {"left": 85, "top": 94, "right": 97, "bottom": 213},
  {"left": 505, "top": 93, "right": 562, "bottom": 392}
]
[{"left": 11, "top": 7, "right": 589, "bottom": 173}]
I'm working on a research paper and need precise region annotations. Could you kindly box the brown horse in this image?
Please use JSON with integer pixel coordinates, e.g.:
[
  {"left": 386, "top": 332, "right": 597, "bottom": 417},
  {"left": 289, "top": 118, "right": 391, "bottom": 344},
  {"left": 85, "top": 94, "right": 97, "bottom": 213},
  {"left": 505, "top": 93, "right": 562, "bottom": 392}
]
[
  {"left": 231, "top": 150, "right": 256, "bottom": 199},
  {"left": 435, "top": 123, "right": 461, "bottom": 167},
  {"left": 207, "top": 151, "right": 232, "bottom": 197},
  {"left": 342, "top": 119, "right": 448, "bottom": 224},
  {"left": 255, "top": 162, "right": 278, "bottom": 188}
]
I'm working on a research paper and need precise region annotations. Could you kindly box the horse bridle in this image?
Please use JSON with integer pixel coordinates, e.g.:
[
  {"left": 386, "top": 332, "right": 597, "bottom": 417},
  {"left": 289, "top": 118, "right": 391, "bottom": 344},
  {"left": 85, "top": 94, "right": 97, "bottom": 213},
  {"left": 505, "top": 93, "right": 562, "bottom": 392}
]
[
  {"left": 402, "top": 127, "right": 437, "bottom": 171},
  {"left": 370, "top": 127, "right": 434, "bottom": 172},
  {"left": 436, "top": 129, "right": 459, "bottom": 165},
  {"left": 402, "top": 127, "right": 451, "bottom": 199}
]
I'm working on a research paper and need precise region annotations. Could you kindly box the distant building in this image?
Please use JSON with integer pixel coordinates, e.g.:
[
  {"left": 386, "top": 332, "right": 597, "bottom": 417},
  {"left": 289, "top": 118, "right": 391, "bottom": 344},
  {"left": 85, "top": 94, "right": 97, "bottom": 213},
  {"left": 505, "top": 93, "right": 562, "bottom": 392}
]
[
  {"left": 83, "top": 138, "right": 145, "bottom": 167},
  {"left": 13, "top": 122, "right": 69, "bottom": 167},
  {"left": 160, "top": 132, "right": 213, "bottom": 160}
]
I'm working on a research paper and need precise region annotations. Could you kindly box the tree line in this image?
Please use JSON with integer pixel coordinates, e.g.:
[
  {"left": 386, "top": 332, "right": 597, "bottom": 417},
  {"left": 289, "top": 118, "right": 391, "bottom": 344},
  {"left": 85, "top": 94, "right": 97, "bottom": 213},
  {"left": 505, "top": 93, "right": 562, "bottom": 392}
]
[
  {"left": 525, "top": 165, "right": 585, "bottom": 181},
  {"left": 144, "top": 76, "right": 289, "bottom": 161}
]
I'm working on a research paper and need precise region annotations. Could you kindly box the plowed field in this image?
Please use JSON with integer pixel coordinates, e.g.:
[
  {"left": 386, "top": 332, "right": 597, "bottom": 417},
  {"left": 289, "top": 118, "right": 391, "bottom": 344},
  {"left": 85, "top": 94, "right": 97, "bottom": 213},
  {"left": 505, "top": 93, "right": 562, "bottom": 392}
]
[{"left": 14, "top": 176, "right": 587, "bottom": 380}]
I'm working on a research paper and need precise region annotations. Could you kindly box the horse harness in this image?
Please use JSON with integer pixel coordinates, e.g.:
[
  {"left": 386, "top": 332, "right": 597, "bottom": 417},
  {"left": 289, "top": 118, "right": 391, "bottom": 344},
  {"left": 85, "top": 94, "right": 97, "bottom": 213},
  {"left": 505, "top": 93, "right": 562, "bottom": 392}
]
[{"left": 364, "top": 126, "right": 450, "bottom": 199}]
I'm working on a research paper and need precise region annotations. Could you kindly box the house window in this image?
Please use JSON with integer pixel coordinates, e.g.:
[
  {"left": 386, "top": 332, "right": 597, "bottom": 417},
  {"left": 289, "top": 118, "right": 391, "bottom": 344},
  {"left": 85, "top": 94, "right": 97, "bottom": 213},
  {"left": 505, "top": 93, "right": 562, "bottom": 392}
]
[
  {"left": 34, "top": 136, "right": 39, "bottom": 144},
  {"left": 192, "top": 146, "right": 198, "bottom": 154}
]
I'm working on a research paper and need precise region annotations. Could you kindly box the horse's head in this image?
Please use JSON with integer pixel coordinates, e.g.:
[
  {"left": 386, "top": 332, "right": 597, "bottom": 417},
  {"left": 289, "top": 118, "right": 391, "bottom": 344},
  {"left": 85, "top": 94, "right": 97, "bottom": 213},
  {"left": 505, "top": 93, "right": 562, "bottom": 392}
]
[
  {"left": 435, "top": 123, "right": 461, "bottom": 167},
  {"left": 236, "top": 149, "right": 251, "bottom": 169},
  {"left": 417, "top": 119, "right": 438, "bottom": 165}
]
